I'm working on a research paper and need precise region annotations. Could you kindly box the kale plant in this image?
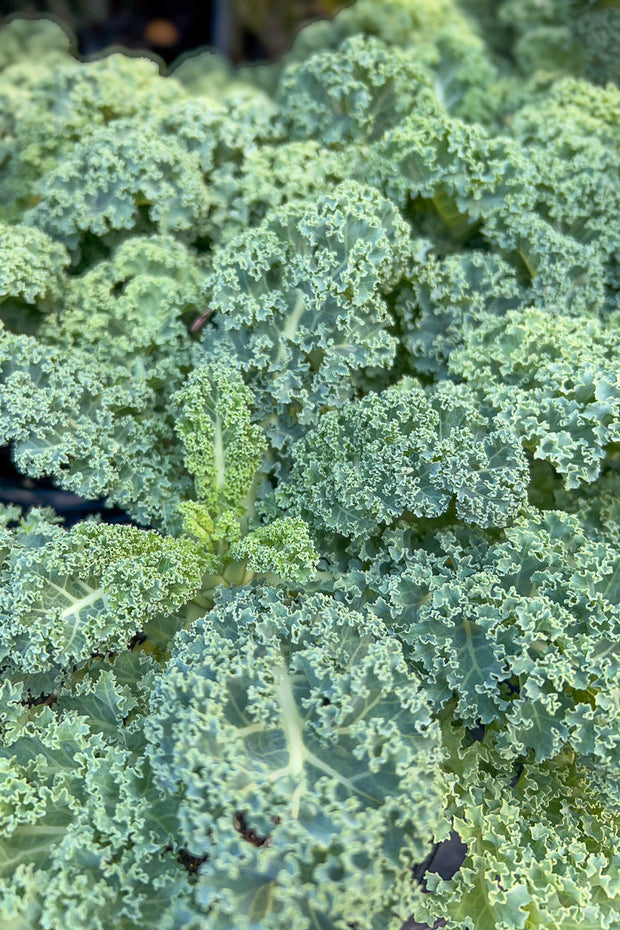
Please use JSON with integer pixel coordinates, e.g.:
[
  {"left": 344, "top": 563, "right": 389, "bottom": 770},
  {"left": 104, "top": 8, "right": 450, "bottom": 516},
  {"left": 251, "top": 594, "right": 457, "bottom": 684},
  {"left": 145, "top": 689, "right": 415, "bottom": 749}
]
[{"left": 0, "top": 3, "right": 618, "bottom": 928}]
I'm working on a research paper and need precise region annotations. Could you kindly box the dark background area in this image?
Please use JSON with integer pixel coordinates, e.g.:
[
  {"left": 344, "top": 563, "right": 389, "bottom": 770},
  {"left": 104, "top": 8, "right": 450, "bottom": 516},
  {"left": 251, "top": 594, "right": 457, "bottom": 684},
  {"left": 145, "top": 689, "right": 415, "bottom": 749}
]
[{"left": 0, "top": 0, "right": 347, "bottom": 62}]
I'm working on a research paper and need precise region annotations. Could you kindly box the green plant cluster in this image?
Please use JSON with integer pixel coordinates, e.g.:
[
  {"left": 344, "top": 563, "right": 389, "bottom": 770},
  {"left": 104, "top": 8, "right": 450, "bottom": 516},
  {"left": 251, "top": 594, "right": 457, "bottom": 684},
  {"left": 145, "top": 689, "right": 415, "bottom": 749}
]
[{"left": 0, "top": 2, "right": 618, "bottom": 928}]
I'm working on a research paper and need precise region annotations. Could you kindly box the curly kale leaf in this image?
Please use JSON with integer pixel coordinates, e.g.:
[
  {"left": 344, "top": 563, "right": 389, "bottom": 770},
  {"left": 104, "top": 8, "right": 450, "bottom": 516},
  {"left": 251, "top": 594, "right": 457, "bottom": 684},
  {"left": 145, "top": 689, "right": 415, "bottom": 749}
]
[
  {"left": 202, "top": 181, "right": 410, "bottom": 444},
  {"left": 174, "top": 363, "right": 266, "bottom": 526},
  {"left": 25, "top": 120, "right": 211, "bottom": 248},
  {"left": 417, "top": 729, "right": 620, "bottom": 930},
  {"left": 229, "top": 517, "right": 318, "bottom": 585},
  {"left": 277, "top": 34, "right": 438, "bottom": 146},
  {"left": 272, "top": 2, "right": 505, "bottom": 128},
  {"left": 0, "top": 52, "right": 184, "bottom": 225},
  {"left": 146, "top": 586, "right": 445, "bottom": 930},
  {"left": 0, "top": 654, "right": 197, "bottom": 930},
  {"left": 393, "top": 247, "right": 526, "bottom": 378},
  {"left": 496, "top": 0, "right": 620, "bottom": 86},
  {"left": 173, "top": 365, "right": 318, "bottom": 586},
  {"left": 0, "top": 222, "right": 69, "bottom": 307},
  {"left": 450, "top": 307, "right": 620, "bottom": 488},
  {"left": 362, "top": 507, "right": 619, "bottom": 762},
  {"left": 39, "top": 235, "right": 205, "bottom": 386},
  {"left": 0, "top": 506, "right": 208, "bottom": 692},
  {"left": 0, "top": 328, "right": 190, "bottom": 528},
  {"left": 278, "top": 378, "right": 529, "bottom": 541}
]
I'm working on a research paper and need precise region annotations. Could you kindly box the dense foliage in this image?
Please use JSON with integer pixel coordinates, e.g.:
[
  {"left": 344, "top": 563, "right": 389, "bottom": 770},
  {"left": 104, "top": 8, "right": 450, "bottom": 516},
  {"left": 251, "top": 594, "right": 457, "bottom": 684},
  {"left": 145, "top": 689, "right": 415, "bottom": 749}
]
[{"left": 0, "top": 2, "right": 618, "bottom": 928}]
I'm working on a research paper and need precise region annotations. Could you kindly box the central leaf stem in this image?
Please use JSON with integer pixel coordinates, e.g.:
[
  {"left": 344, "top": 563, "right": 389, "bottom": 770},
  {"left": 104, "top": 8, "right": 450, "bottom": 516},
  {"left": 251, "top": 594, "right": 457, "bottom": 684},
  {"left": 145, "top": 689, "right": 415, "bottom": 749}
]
[{"left": 276, "top": 665, "right": 306, "bottom": 818}]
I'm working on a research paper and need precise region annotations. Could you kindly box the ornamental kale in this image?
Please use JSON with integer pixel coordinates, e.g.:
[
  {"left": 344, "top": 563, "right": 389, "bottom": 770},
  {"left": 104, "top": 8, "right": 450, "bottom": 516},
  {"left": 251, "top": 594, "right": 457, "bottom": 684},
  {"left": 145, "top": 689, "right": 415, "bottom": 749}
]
[{"left": 0, "top": 2, "right": 618, "bottom": 929}]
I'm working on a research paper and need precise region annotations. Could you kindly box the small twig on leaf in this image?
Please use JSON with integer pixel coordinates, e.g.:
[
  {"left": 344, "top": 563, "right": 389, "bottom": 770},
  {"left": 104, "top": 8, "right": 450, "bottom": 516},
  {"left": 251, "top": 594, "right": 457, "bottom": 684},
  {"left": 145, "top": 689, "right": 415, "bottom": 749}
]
[{"left": 190, "top": 308, "right": 214, "bottom": 333}]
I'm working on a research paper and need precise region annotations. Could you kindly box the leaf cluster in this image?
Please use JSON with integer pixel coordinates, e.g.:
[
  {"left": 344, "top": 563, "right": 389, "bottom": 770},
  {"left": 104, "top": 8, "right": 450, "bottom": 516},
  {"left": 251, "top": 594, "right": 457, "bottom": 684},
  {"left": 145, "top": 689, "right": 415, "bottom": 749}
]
[{"left": 0, "top": 2, "right": 618, "bottom": 928}]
